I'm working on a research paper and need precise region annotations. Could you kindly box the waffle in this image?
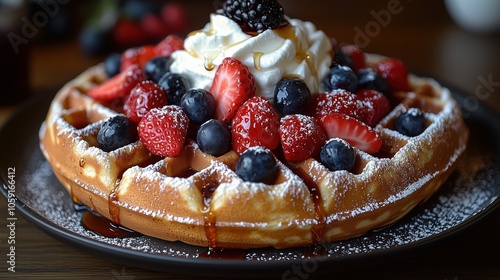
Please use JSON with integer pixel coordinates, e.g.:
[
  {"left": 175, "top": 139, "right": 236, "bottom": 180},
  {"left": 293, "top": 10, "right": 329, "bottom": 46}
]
[{"left": 39, "top": 53, "right": 468, "bottom": 249}]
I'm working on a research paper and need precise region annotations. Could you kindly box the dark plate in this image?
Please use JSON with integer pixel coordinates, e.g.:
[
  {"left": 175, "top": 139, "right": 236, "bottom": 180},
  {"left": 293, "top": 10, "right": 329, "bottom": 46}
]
[{"left": 1, "top": 84, "right": 500, "bottom": 278}]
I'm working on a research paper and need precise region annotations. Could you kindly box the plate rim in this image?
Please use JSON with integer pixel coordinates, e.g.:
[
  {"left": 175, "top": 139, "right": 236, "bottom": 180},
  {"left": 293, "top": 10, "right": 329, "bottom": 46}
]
[{"left": 1, "top": 82, "right": 500, "bottom": 276}]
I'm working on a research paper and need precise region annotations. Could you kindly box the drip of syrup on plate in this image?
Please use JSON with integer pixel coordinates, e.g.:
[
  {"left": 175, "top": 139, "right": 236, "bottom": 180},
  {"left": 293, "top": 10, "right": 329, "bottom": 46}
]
[{"left": 81, "top": 211, "right": 141, "bottom": 238}]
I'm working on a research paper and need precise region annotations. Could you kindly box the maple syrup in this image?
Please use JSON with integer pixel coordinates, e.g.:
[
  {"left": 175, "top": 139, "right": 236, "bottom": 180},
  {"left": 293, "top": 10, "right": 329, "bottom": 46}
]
[{"left": 81, "top": 211, "right": 141, "bottom": 238}]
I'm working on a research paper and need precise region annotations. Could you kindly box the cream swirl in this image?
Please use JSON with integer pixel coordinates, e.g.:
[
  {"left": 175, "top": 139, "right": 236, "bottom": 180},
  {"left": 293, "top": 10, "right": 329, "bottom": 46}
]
[{"left": 170, "top": 13, "right": 333, "bottom": 99}]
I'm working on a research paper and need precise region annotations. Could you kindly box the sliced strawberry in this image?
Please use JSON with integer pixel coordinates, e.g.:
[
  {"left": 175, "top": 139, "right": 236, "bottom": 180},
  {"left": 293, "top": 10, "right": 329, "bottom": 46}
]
[
  {"left": 121, "top": 45, "right": 157, "bottom": 72},
  {"left": 341, "top": 45, "right": 366, "bottom": 71},
  {"left": 356, "top": 89, "right": 391, "bottom": 127},
  {"left": 232, "top": 96, "right": 280, "bottom": 155},
  {"left": 318, "top": 113, "right": 382, "bottom": 154},
  {"left": 120, "top": 35, "right": 184, "bottom": 71},
  {"left": 374, "top": 58, "right": 411, "bottom": 92},
  {"left": 124, "top": 80, "right": 168, "bottom": 124},
  {"left": 307, "top": 90, "right": 375, "bottom": 126},
  {"left": 138, "top": 105, "right": 189, "bottom": 157},
  {"left": 87, "top": 64, "right": 145, "bottom": 102},
  {"left": 210, "top": 57, "right": 256, "bottom": 123},
  {"left": 280, "top": 114, "right": 327, "bottom": 162}
]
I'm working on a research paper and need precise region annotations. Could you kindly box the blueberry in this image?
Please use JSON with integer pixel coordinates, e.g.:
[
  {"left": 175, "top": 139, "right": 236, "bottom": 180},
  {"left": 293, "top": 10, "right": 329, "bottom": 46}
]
[
  {"left": 145, "top": 57, "right": 173, "bottom": 83},
  {"left": 320, "top": 139, "right": 356, "bottom": 172},
  {"left": 236, "top": 147, "right": 278, "bottom": 184},
  {"left": 396, "top": 108, "right": 426, "bottom": 136},
  {"left": 104, "top": 53, "right": 122, "bottom": 78},
  {"left": 158, "top": 73, "right": 191, "bottom": 106},
  {"left": 180, "top": 89, "right": 216, "bottom": 124},
  {"left": 197, "top": 119, "right": 232, "bottom": 157},
  {"left": 333, "top": 49, "right": 354, "bottom": 69},
  {"left": 97, "top": 116, "right": 138, "bottom": 152},
  {"left": 324, "top": 65, "right": 358, "bottom": 93},
  {"left": 357, "top": 68, "right": 389, "bottom": 95},
  {"left": 79, "top": 26, "right": 111, "bottom": 56},
  {"left": 274, "top": 78, "right": 312, "bottom": 116}
]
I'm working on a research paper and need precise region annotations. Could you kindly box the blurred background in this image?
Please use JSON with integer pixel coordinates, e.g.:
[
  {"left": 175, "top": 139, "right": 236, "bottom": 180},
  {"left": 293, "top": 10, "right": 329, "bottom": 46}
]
[{"left": 1, "top": 0, "right": 499, "bottom": 111}]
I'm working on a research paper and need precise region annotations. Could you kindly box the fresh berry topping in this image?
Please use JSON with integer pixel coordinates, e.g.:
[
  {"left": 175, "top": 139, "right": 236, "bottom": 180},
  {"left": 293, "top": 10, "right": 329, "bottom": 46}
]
[
  {"left": 121, "top": 45, "right": 158, "bottom": 72},
  {"left": 356, "top": 89, "right": 391, "bottom": 127},
  {"left": 357, "top": 68, "right": 389, "bottom": 95},
  {"left": 222, "top": 0, "right": 287, "bottom": 33},
  {"left": 324, "top": 65, "right": 358, "bottom": 93},
  {"left": 158, "top": 73, "right": 191, "bottom": 106},
  {"left": 340, "top": 45, "right": 366, "bottom": 71},
  {"left": 320, "top": 138, "right": 356, "bottom": 172},
  {"left": 104, "top": 53, "right": 122, "bottom": 78},
  {"left": 97, "top": 116, "right": 138, "bottom": 152},
  {"left": 236, "top": 147, "right": 278, "bottom": 184},
  {"left": 318, "top": 113, "right": 382, "bottom": 154},
  {"left": 197, "top": 119, "right": 232, "bottom": 157},
  {"left": 333, "top": 49, "right": 354, "bottom": 69},
  {"left": 154, "top": 34, "right": 184, "bottom": 57},
  {"left": 144, "top": 56, "right": 173, "bottom": 83},
  {"left": 124, "top": 80, "right": 168, "bottom": 124},
  {"left": 280, "top": 114, "right": 327, "bottom": 162},
  {"left": 374, "top": 58, "right": 411, "bottom": 92},
  {"left": 307, "top": 90, "right": 375, "bottom": 126},
  {"left": 180, "top": 89, "right": 216, "bottom": 125},
  {"left": 138, "top": 105, "right": 189, "bottom": 157},
  {"left": 232, "top": 96, "right": 280, "bottom": 155},
  {"left": 396, "top": 108, "right": 427, "bottom": 137},
  {"left": 120, "top": 35, "right": 183, "bottom": 71},
  {"left": 274, "top": 78, "right": 312, "bottom": 116},
  {"left": 87, "top": 64, "right": 145, "bottom": 102},
  {"left": 210, "top": 57, "right": 256, "bottom": 123}
]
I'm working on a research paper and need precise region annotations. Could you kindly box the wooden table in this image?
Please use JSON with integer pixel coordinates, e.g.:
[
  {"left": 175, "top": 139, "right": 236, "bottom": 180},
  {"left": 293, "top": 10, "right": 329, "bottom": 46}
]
[{"left": 1, "top": 1, "right": 500, "bottom": 279}]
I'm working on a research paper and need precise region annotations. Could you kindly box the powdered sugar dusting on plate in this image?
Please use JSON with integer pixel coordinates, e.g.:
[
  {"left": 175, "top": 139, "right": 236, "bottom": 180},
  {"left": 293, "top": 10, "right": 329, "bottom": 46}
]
[{"left": 14, "top": 143, "right": 499, "bottom": 261}]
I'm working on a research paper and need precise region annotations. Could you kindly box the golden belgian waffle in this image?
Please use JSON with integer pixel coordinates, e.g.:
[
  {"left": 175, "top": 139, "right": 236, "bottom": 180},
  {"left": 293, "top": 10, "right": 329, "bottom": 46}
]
[{"left": 39, "top": 54, "right": 469, "bottom": 249}]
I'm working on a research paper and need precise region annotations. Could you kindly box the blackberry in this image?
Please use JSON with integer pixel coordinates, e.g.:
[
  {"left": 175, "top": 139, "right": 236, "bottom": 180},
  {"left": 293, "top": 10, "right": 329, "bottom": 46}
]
[{"left": 223, "top": 0, "right": 287, "bottom": 33}]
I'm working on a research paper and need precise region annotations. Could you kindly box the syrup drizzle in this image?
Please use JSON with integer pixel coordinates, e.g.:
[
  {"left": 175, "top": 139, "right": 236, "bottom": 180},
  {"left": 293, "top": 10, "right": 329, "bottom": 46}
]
[
  {"left": 199, "top": 248, "right": 246, "bottom": 260},
  {"left": 81, "top": 211, "right": 141, "bottom": 238},
  {"left": 108, "top": 190, "right": 121, "bottom": 225},
  {"left": 288, "top": 165, "right": 326, "bottom": 243},
  {"left": 201, "top": 183, "right": 218, "bottom": 248}
]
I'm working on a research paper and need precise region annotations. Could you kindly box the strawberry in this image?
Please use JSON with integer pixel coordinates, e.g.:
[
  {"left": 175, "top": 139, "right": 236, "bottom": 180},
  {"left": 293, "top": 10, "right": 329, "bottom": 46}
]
[
  {"left": 121, "top": 45, "right": 158, "bottom": 72},
  {"left": 138, "top": 105, "right": 189, "bottom": 157},
  {"left": 120, "top": 35, "right": 184, "bottom": 71},
  {"left": 307, "top": 90, "right": 375, "bottom": 126},
  {"left": 231, "top": 96, "right": 280, "bottom": 155},
  {"left": 374, "top": 58, "right": 411, "bottom": 92},
  {"left": 341, "top": 45, "right": 366, "bottom": 71},
  {"left": 87, "top": 64, "right": 145, "bottom": 102},
  {"left": 280, "top": 114, "right": 327, "bottom": 162},
  {"left": 154, "top": 34, "right": 184, "bottom": 57},
  {"left": 124, "top": 80, "right": 168, "bottom": 124},
  {"left": 318, "top": 113, "right": 382, "bottom": 154},
  {"left": 356, "top": 89, "right": 391, "bottom": 127},
  {"left": 210, "top": 57, "right": 256, "bottom": 123}
]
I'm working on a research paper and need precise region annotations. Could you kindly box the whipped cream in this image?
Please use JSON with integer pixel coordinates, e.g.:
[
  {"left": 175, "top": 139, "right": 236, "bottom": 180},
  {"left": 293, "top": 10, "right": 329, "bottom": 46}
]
[{"left": 170, "top": 13, "right": 333, "bottom": 99}]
